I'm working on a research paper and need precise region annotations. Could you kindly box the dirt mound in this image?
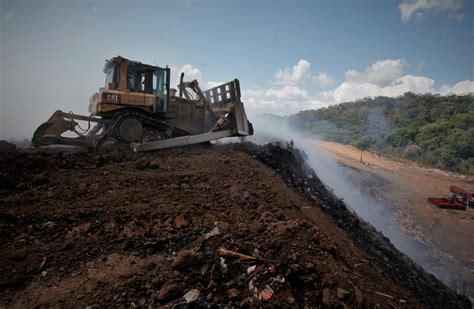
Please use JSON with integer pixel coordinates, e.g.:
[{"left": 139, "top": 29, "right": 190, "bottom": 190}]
[
  {"left": 0, "top": 143, "right": 470, "bottom": 308},
  {"left": 0, "top": 140, "right": 16, "bottom": 153}
]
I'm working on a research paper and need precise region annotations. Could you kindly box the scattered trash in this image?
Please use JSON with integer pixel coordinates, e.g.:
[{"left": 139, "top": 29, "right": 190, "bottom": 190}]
[
  {"left": 217, "top": 247, "right": 256, "bottom": 260},
  {"left": 42, "top": 221, "right": 55, "bottom": 228},
  {"left": 267, "top": 264, "right": 276, "bottom": 273},
  {"left": 37, "top": 256, "right": 47, "bottom": 272},
  {"left": 373, "top": 291, "right": 394, "bottom": 299},
  {"left": 219, "top": 257, "right": 228, "bottom": 274},
  {"left": 247, "top": 265, "right": 256, "bottom": 274},
  {"left": 258, "top": 288, "right": 273, "bottom": 301},
  {"left": 227, "top": 288, "right": 240, "bottom": 300},
  {"left": 183, "top": 289, "right": 200, "bottom": 303},
  {"left": 248, "top": 278, "right": 257, "bottom": 292},
  {"left": 337, "top": 288, "right": 351, "bottom": 300},
  {"left": 204, "top": 226, "right": 221, "bottom": 240},
  {"left": 271, "top": 275, "right": 285, "bottom": 284},
  {"left": 427, "top": 197, "right": 466, "bottom": 211}
]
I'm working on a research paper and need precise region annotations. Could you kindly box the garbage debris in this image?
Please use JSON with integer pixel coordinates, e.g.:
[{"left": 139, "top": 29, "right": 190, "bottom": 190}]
[
  {"left": 258, "top": 288, "right": 273, "bottom": 301},
  {"left": 427, "top": 185, "right": 473, "bottom": 210},
  {"left": 217, "top": 247, "right": 257, "bottom": 260},
  {"left": 247, "top": 265, "right": 256, "bottom": 274},
  {"left": 427, "top": 197, "right": 466, "bottom": 210},
  {"left": 183, "top": 289, "right": 200, "bottom": 303},
  {"left": 219, "top": 257, "right": 228, "bottom": 274},
  {"left": 204, "top": 226, "right": 221, "bottom": 240}
]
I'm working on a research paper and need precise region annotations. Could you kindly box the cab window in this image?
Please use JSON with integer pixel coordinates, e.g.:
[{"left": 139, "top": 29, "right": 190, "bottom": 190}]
[
  {"left": 127, "top": 69, "right": 153, "bottom": 93},
  {"left": 153, "top": 68, "right": 168, "bottom": 112},
  {"left": 105, "top": 65, "right": 118, "bottom": 85}
]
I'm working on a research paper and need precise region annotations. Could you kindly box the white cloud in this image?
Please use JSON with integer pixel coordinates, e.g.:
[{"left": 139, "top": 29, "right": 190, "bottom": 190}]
[
  {"left": 385, "top": 75, "right": 436, "bottom": 95},
  {"left": 274, "top": 59, "right": 312, "bottom": 85},
  {"left": 323, "top": 82, "right": 378, "bottom": 103},
  {"left": 242, "top": 57, "right": 472, "bottom": 116},
  {"left": 172, "top": 66, "right": 227, "bottom": 91},
  {"left": 179, "top": 64, "right": 202, "bottom": 81},
  {"left": 206, "top": 81, "right": 224, "bottom": 89},
  {"left": 323, "top": 60, "right": 436, "bottom": 103},
  {"left": 439, "top": 80, "right": 474, "bottom": 95},
  {"left": 243, "top": 59, "right": 330, "bottom": 115},
  {"left": 171, "top": 64, "right": 202, "bottom": 88},
  {"left": 313, "top": 73, "right": 335, "bottom": 87},
  {"left": 399, "top": 0, "right": 463, "bottom": 23},
  {"left": 346, "top": 59, "right": 407, "bottom": 87},
  {"left": 243, "top": 86, "right": 327, "bottom": 116},
  {"left": 167, "top": 59, "right": 471, "bottom": 118}
]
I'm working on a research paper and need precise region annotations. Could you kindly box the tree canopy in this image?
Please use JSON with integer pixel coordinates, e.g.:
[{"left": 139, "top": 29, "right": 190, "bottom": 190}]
[{"left": 288, "top": 93, "right": 474, "bottom": 175}]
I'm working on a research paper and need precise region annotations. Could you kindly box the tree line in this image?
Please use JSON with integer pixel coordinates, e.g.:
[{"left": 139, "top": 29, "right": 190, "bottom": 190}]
[{"left": 288, "top": 93, "right": 474, "bottom": 175}]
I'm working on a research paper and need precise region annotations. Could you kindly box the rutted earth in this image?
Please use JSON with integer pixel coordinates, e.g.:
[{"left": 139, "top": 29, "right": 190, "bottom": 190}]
[
  {"left": 318, "top": 140, "right": 474, "bottom": 301},
  {"left": 0, "top": 143, "right": 470, "bottom": 307}
]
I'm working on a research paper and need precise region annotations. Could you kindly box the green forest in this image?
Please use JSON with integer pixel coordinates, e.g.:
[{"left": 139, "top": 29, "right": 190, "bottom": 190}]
[{"left": 288, "top": 93, "right": 474, "bottom": 175}]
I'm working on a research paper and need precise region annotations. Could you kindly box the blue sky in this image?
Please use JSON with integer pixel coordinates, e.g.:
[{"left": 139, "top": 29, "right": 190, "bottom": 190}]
[{"left": 1, "top": 0, "right": 473, "bottom": 138}]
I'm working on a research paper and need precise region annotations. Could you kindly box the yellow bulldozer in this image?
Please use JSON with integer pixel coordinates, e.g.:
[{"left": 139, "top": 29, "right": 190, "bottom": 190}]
[{"left": 32, "top": 56, "right": 253, "bottom": 151}]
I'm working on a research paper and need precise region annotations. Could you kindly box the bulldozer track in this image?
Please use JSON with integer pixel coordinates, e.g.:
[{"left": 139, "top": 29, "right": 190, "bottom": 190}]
[{"left": 111, "top": 110, "right": 174, "bottom": 143}]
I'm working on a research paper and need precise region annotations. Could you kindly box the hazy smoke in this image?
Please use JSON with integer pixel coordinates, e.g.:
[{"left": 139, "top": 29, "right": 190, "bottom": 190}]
[{"left": 244, "top": 112, "right": 468, "bottom": 289}]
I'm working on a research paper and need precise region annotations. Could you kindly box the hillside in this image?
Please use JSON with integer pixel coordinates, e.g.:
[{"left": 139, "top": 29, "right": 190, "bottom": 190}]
[
  {"left": 289, "top": 93, "right": 474, "bottom": 174},
  {"left": 0, "top": 144, "right": 470, "bottom": 307}
]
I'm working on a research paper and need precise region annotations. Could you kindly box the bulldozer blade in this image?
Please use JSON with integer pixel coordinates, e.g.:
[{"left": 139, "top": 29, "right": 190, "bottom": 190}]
[
  {"left": 32, "top": 121, "right": 57, "bottom": 146},
  {"left": 233, "top": 100, "right": 252, "bottom": 136},
  {"left": 133, "top": 130, "right": 234, "bottom": 152},
  {"left": 32, "top": 110, "right": 103, "bottom": 148},
  {"left": 33, "top": 110, "right": 71, "bottom": 146}
]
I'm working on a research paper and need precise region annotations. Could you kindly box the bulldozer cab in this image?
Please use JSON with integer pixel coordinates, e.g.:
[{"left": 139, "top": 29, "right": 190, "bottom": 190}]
[{"left": 104, "top": 56, "right": 171, "bottom": 113}]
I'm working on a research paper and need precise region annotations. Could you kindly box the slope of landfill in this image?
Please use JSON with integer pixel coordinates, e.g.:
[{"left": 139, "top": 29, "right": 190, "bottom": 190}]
[{"left": 0, "top": 143, "right": 470, "bottom": 308}]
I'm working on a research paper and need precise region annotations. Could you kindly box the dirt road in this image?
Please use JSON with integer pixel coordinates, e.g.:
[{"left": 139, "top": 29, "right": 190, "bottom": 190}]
[{"left": 318, "top": 140, "right": 474, "bottom": 300}]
